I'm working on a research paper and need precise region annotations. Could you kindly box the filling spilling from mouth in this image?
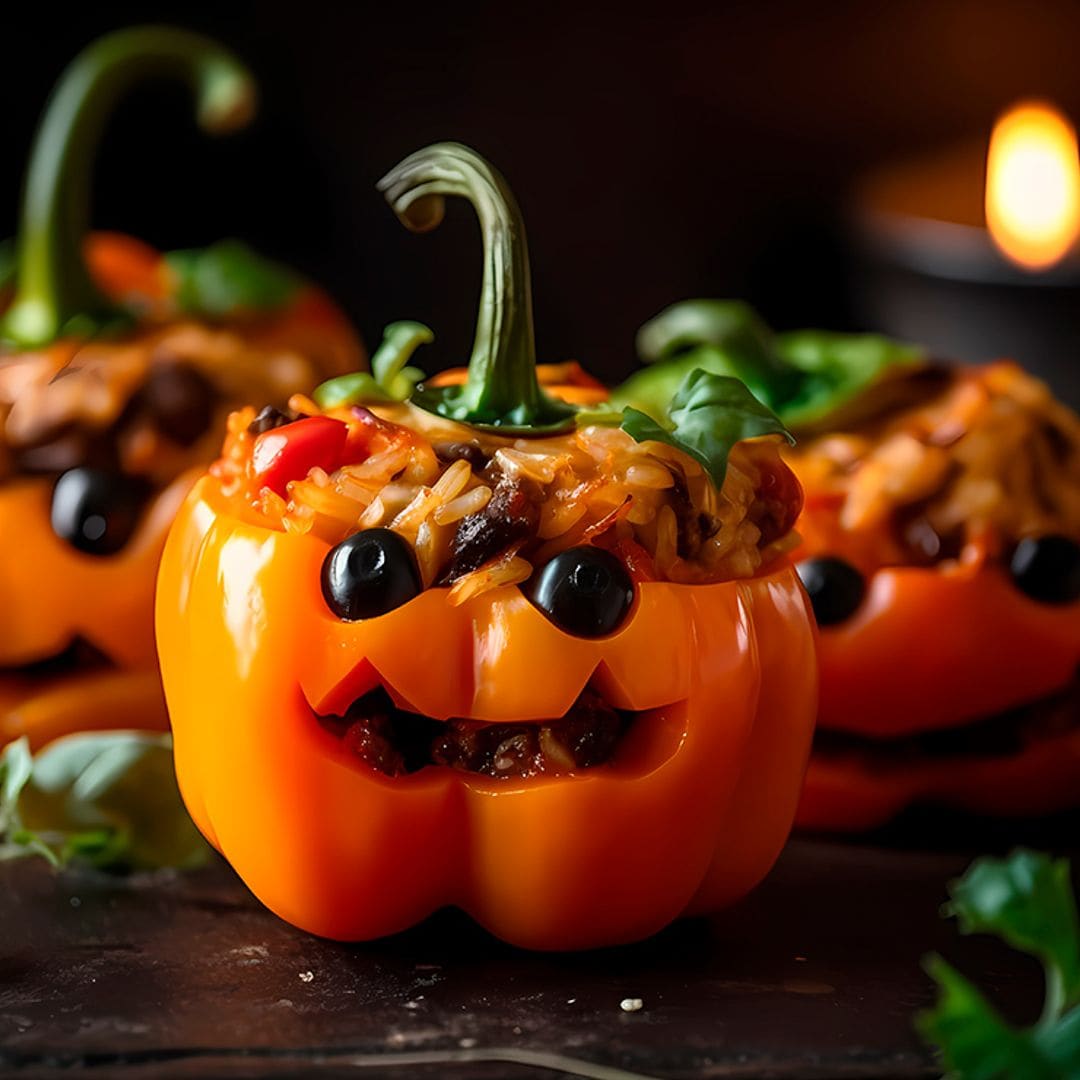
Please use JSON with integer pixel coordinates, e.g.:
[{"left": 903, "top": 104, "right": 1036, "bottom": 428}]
[
  {"left": 813, "top": 676, "right": 1080, "bottom": 770},
  {"left": 316, "top": 686, "right": 633, "bottom": 779}
]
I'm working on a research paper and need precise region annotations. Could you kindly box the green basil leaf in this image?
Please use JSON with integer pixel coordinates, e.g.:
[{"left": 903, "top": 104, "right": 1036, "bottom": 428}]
[
  {"left": 919, "top": 850, "right": 1080, "bottom": 1079},
  {"left": 917, "top": 955, "right": 1060, "bottom": 1080},
  {"left": 1035, "top": 1005, "right": 1080, "bottom": 1074},
  {"left": 773, "top": 329, "right": 926, "bottom": 429},
  {"left": 621, "top": 369, "right": 793, "bottom": 488},
  {"left": 616, "top": 299, "right": 797, "bottom": 421},
  {"left": 617, "top": 301, "right": 926, "bottom": 432},
  {"left": 945, "top": 850, "right": 1080, "bottom": 1011},
  {"left": 0, "top": 732, "right": 209, "bottom": 872},
  {"left": 314, "top": 321, "right": 432, "bottom": 409},
  {"left": 166, "top": 239, "right": 298, "bottom": 318}
]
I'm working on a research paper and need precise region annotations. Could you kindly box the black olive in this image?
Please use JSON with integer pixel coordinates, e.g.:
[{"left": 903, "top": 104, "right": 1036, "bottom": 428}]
[
  {"left": 529, "top": 547, "right": 634, "bottom": 638},
  {"left": 1009, "top": 535, "right": 1080, "bottom": 605},
  {"left": 321, "top": 528, "right": 422, "bottom": 621},
  {"left": 142, "top": 363, "right": 215, "bottom": 446},
  {"left": 796, "top": 557, "right": 866, "bottom": 626},
  {"left": 50, "top": 468, "right": 145, "bottom": 556},
  {"left": 248, "top": 404, "right": 297, "bottom": 436}
]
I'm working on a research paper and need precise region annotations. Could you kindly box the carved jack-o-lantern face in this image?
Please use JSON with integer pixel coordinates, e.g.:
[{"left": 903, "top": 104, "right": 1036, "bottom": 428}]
[
  {"left": 788, "top": 362, "right": 1080, "bottom": 830},
  {"left": 0, "top": 30, "right": 360, "bottom": 749},
  {"left": 613, "top": 300, "right": 1080, "bottom": 831},
  {"left": 157, "top": 143, "right": 817, "bottom": 949}
]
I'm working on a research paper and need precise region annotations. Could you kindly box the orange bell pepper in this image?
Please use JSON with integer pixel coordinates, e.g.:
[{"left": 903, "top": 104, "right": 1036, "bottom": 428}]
[
  {"left": 157, "top": 143, "right": 816, "bottom": 948},
  {"left": 0, "top": 28, "right": 360, "bottom": 750}
]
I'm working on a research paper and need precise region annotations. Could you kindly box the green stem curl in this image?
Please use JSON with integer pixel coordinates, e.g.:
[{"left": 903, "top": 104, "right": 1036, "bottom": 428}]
[
  {"left": 2, "top": 26, "right": 256, "bottom": 348},
  {"left": 377, "top": 142, "right": 576, "bottom": 434}
]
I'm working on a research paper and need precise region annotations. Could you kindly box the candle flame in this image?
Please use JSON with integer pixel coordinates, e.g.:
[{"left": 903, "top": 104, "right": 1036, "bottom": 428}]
[{"left": 985, "top": 101, "right": 1080, "bottom": 271}]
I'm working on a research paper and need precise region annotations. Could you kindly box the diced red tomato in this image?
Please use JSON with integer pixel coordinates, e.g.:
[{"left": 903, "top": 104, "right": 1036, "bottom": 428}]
[{"left": 252, "top": 416, "right": 348, "bottom": 497}]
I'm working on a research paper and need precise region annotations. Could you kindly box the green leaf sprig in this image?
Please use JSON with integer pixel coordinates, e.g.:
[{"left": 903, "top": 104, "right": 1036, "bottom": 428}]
[
  {"left": 0, "top": 733, "right": 209, "bottom": 871},
  {"left": 918, "top": 849, "right": 1080, "bottom": 1079},
  {"left": 618, "top": 370, "right": 793, "bottom": 489},
  {"left": 314, "top": 321, "right": 432, "bottom": 408},
  {"left": 614, "top": 299, "right": 926, "bottom": 433}
]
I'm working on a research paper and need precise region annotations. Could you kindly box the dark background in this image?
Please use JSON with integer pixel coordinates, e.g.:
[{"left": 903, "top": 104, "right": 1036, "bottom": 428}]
[{"left": 4, "top": 0, "right": 1080, "bottom": 383}]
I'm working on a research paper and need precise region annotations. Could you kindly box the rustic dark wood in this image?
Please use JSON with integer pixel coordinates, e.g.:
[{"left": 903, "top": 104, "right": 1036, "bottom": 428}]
[{"left": 0, "top": 837, "right": 1056, "bottom": 1079}]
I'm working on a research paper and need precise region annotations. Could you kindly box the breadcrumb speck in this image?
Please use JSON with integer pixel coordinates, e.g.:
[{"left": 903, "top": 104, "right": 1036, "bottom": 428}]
[
  {"left": 620, "top": 998, "right": 644, "bottom": 1013},
  {"left": 298, "top": 971, "right": 314, "bottom": 983}
]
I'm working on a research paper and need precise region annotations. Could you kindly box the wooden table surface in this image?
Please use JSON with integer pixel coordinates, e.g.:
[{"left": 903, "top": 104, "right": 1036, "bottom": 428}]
[{"left": 0, "top": 830, "right": 1066, "bottom": 1080}]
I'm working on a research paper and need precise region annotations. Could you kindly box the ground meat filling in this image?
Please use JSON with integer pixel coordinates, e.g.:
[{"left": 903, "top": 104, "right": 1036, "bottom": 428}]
[
  {"left": 317, "top": 686, "right": 630, "bottom": 779},
  {"left": 813, "top": 676, "right": 1080, "bottom": 770}
]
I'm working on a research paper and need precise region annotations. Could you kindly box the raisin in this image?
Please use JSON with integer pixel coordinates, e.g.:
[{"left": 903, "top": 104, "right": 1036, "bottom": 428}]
[{"left": 444, "top": 476, "right": 539, "bottom": 581}]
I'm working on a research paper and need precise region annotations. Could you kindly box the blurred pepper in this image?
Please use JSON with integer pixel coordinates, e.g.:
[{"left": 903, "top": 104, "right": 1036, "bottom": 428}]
[{"left": 0, "top": 27, "right": 361, "bottom": 750}]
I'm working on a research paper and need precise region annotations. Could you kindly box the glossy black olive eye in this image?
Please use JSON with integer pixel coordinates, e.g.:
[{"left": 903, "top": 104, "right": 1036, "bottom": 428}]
[
  {"left": 1009, "top": 535, "right": 1080, "bottom": 605},
  {"left": 50, "top": 468, "right": 145, "bottom": 556},
  {"left": 530, "top": 547, "right": 635, "bottom": 638},
  {"left": 321, "top": 528, "right": 422, "bottom": 621},
  {"left": 797, "top": 557, "right": 866, "bottom": 626}
]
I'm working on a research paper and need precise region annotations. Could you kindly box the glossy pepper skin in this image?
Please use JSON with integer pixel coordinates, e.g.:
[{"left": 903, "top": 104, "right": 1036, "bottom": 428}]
[
  {"left": 0, "top": 29, "right": 360, "bottom": 750},
  {"left": 158, "top": 145, "right": 817, "bottom": 949}
]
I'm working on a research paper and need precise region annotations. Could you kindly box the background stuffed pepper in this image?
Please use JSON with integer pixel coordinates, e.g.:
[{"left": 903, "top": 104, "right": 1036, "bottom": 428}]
[
  {"left": 0, "top": 27, "right": 361, "bottom": 750},
  {"left": 619, "top": 300, "right": 1080, "bottom": 830}
]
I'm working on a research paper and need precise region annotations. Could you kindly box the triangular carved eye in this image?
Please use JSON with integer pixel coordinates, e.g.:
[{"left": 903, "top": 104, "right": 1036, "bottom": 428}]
[
  {"left": 528, "top": 547, "right": 634, "bottom": 638},
  {"left": 321, "top": 528, "right": 421, "bottom": 621},
  {"left": 51, "top": 467, "right": 146, "bottom": 556},
  {"left": 796, "top": 557, "right": 866, "bottom": 626},
  {"left": 1010, "top": 535, "right": 1080, "bottom": 605}
]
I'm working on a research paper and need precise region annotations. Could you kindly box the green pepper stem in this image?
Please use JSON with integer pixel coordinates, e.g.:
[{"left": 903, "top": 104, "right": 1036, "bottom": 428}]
[
  {"left": 377, "top": 143, "right": 575, "bottom": 433},
  {"left": 2, "top": 26, "right": 256, "bottom": 347}
]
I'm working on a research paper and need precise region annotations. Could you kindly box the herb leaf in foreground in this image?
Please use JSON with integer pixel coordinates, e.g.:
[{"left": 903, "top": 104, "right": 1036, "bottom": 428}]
[
  {"left": 620, "top": 369, "right": 793, "bottom": 489},
  {"left": 918, "top": 849, "right": 1080, "bottom": 1079},
  {"left": 0, "top": 733, "right": 209, "bottom": 871}
]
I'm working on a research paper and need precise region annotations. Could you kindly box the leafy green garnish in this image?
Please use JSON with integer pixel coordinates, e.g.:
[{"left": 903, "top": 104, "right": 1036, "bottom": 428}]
[
  {"left": 620, "top": 369, "right": 793, "bottom": 488},
  {"left": 615, "top": 299, "right": 925, "bottom": 432},
  {"left": 774, "top": 329, "right": 926, "bottom": 429},
  {"left": 314, "top": 321, "right": 432, "bottom": 408},
  {"left": 166, "top": 239, "right": 298, "bottom": 318},
  {"left": 918, "top": 849, "right": 1080, "bottom": 1079},
  {"left": 0, "top": 733, "right": 209, "bottom": 871},
  {"left": 618, "top": 299, "right": 798, "bottom": 419}
]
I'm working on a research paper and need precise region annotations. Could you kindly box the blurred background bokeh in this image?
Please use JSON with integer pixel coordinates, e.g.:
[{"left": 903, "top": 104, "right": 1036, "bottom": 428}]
[{"left": 4, "top": 0, "right": 1080, "bottom": 385}]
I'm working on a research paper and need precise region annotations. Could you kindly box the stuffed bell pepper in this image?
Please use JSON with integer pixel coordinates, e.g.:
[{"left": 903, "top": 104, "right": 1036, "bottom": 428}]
[
  {"left": 0, "top": 27, "right": 361, "bottom": 750},
  {"left": 620, "top": 300, "right": 1080, "bottom": 831},
  {"left": 157, "top": 144, "right": 816, "bottom": 949}
]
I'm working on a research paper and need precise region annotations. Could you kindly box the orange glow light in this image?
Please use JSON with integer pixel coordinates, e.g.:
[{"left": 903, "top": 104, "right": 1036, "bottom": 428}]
[{"left": 985, "top": 101, "right": 1080, "bottom": 271}]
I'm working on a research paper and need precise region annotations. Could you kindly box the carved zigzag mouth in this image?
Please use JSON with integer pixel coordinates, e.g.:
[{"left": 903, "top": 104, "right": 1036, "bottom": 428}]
[
  {"left": 0, "top": 636, "right": 114, "bottom": 682},
  {"left": 304, "top": 670, "right": 682, "bottom": 780}
]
